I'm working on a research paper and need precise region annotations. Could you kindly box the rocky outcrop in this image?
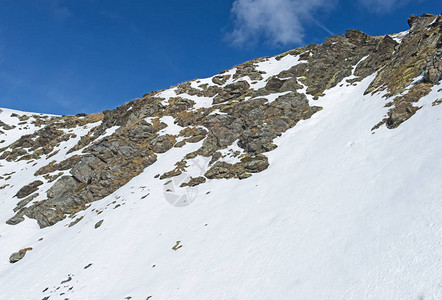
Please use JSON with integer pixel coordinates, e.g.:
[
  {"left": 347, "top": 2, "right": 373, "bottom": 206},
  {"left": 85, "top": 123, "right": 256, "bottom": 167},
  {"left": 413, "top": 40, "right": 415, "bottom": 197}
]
[
  {"left": 233, "top": 62, "right": 265, "bottom": 81},
  {"left": 407, "top": 13, "right": 439, "bottom": 30},
  {"left": 213, "top": 81, "right": 250, "bottom": 104},
  {"left": 14, "top": 181, "right": 43, "bottom": 199},
  {"left": 0, "top": 113, "right": 103, "bottom": 162},
  {"left": 0, "top": 120, "right": 15, "bottom": 131},
  {"left": 354, "top": 35, "right": 398, "bottom": 81},
  {"left": 13, "top": 193, "right": 39, "bottom": 212},
  {"left": 35, "top": 155, "right": 83, "bottom": 176},
  {"left": 372, "top": 82, "right": 433, "bottom": 130},
  {"left": 180, "top": 176, "right": 206, "bottom": 187},
  {"left": 2, "top": 13, "right": 441, "bottom": 228},
  {"left": 365, "top": 14, "right": 442, "bottom": 129},
  {"left": 364, "top": 14, "right": 441, "bottom": 96},
  {"left": 212, "top": 75, "right": 231, "bottom": 85},
  {"left": 205, "top": 155, "right": 269, "bottom": 180},
  {"left": 424, "top": 48, "right": 442, "bottom": 84},
  {"left": 301, "top": 32, "right": 379, "bottom": 98}
]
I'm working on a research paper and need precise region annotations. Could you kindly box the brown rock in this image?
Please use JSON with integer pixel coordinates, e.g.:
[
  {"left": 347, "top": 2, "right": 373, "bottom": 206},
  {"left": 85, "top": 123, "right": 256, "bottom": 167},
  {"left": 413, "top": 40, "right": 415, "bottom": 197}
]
[
  {"left": 15, "top": 180, "right": 43, "bottom": 199},
  {"left": 9, "top": 247, "right": 32, "bottom": 263}
]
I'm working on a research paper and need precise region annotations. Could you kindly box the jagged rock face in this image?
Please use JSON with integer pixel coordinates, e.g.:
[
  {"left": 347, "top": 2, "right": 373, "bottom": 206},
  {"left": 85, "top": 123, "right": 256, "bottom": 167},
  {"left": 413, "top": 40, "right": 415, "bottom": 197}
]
[
  {"left": 301, "top": 32, "right": 379, "bottom": 98},
  {"left": 353, "top": 35, "right": 398, "bottom": 81},
  {"left": 424, "top": 48, "right": 442, "bottom": 84},
  {"left": 368, "top": 14, "right": 442, "bottom": 129},
  {"left": 363, "top": 15, "right": 441, "bottom": 96},
  {"left": 1, "top": 13, "right": 441, "bottom": 228}
]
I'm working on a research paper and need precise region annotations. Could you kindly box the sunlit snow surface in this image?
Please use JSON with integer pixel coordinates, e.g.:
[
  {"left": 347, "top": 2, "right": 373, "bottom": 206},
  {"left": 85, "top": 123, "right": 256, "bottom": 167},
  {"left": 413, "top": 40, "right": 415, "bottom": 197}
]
[{"left": 0, "top": 73, "right": 441, "bottom": 299}]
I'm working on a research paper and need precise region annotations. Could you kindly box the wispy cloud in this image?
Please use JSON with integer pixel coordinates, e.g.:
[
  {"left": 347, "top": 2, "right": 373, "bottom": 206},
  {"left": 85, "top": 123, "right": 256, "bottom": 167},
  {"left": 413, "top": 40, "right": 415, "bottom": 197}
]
[
  {"left": 44, "top": 0, "right": 72, "bottom": 20},
  {"left": 227, "top": 0, "right": 333, "bottom": 46},
  {"left": 99, "top": 10, "right": 122, "bottom": 21},
  {"left": 99, "top": 10, "right": 140, "bottom": 33},
  {"left": 53, "top": 5, "right": 72, "bottom": 20},
  {"left": 357, "top": 0, "right": 412, "bottom": 13}
]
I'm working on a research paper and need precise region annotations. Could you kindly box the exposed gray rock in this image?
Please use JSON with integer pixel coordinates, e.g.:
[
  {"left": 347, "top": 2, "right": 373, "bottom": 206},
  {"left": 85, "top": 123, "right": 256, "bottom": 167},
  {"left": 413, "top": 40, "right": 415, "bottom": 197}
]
[
  {"left": 9, "top": 247, "right": 32, "bottom": 263},
  {"left": 212, "top": 75, "right": 231, "bottom": 85},
  {"left": 407, "top": 13, "right": 437, "bottom": 29},
  {"left": 241, "top": 155, "right": 269, "bottom": 173},
  {"left": 14, "top": 193, "right": 39, "bottom": 212},
  {"left": 213, "top": 81, "right": 250, "bottom": 104},
  {"left": 280, "top": 78, "right": 303, "bottom": 92},
  {"left": 150, "top": 135, "right": 176, "bottom": 153},
  {"left": 6, "top": 215, "right": 25, "bottom": 225},
  {"left": 15, "top": 180, "right": 43, "bottom": 199},
  {"left": 346, "top": 29, "right": 369, "bottom": 46},
  {"left": 277, "top": 63, "right": 308, "bottom": 78},
  {"left": 204, "top": 161, "right": 236, "bottom": 179},
  {"left": 0, "top": 121, "right": 15, "bottom": 131},
  {"left": 95, "top": 220, "right": 104, "bottom": 228},
  {"left": 71, "top": 155, "right": 103, "bottom": 184},
  {"left": 302, "top": 33, "right": 378, "bottom": 97},
  {"left": 47, "top": 176, "right": 80, "bottom": 199},
  {"left": 181, "top": 176, "right": 206, "bottom": 187},
  {"left": 424, "top": 49, "right": 442, "bottom": 84},
  {"left": 233, "top": 62, "right": 264, "bottom": 81},
  {"left": 354, "top": 36, "right": 398, "bottom": 82},
  {"left": 265, "top": 77, "right": 285, "bottom": 92}
]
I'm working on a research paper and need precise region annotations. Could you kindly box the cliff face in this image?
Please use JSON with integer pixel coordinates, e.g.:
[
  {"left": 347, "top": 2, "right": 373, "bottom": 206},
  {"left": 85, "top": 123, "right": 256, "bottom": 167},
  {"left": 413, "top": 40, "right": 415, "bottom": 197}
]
[{"left": 0, "top": 13, "right": 441, "bottom": 299}]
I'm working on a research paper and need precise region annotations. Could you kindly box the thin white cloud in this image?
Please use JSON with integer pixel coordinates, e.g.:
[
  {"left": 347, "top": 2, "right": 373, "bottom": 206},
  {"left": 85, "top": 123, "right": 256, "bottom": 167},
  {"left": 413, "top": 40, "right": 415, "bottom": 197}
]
[
  {"left": 43, "top": 0, "right": 72, "bottom": 20},
  {"left": 228, "top": 0, "right": 332, "bottom": 46},
  {"left": 53, "top": 6, "right": 72, "bottom": 20},
  {"left": 357, "top": 0, "right": 411, "bottom": 13},
  {"left": 100, "top": 10, "right": 122, "bottom": 21}
]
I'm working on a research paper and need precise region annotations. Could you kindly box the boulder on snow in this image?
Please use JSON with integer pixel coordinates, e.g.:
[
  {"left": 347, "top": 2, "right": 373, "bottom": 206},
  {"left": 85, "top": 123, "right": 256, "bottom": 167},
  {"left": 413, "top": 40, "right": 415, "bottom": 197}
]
[{"left": 9, "top": 247, "right": 32, "bottom": 263}]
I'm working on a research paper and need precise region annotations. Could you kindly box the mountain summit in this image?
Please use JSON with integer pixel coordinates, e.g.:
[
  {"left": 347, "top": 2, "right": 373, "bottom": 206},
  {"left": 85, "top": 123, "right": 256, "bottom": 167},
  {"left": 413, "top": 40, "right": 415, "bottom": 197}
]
[{"left": 0, "top": 13, "right": 441, "bottom": 299}]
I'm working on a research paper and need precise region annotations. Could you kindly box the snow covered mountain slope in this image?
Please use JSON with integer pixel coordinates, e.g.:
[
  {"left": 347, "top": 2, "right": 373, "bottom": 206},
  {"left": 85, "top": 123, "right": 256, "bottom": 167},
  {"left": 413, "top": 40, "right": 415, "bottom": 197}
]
[{"left": 0, "top": 13, "right": 441, "bottom": 299}]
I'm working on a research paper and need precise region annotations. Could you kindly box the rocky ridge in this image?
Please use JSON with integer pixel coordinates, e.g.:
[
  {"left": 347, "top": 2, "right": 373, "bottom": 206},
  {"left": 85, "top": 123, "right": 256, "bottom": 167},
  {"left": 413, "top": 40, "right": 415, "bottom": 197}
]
[{"left": 1, "top": 13, "right": 441, "bottom": 228}]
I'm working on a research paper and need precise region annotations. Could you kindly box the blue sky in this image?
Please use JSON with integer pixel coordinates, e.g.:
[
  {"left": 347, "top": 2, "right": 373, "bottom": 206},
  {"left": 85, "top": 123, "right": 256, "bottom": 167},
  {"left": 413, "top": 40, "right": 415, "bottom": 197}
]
[{"left": 0, "top": 0, "right": 439, "bottom": 115}]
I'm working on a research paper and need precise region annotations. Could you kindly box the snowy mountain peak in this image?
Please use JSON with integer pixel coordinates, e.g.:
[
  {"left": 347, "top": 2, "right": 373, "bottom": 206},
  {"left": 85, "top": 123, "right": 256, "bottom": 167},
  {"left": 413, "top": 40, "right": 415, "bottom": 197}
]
[{"left": 0, "top": 13, "right": 442, "bottom": 299}]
